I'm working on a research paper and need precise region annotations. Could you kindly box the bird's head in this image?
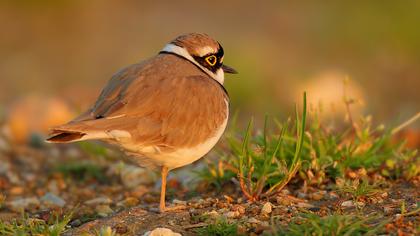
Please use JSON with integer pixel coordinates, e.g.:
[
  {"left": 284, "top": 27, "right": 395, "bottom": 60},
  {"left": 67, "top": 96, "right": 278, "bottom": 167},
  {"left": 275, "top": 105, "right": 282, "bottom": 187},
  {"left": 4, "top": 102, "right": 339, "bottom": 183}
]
[{"left": 160, "top": 33, "right": 237, "bottom": 84}]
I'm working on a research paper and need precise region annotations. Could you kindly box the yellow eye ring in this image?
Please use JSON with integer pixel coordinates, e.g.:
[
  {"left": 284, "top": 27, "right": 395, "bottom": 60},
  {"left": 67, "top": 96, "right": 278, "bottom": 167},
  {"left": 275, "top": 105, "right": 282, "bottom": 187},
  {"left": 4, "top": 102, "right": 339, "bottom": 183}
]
[{"left": 205, "top": 55, "right": 217, "bottom": 66}]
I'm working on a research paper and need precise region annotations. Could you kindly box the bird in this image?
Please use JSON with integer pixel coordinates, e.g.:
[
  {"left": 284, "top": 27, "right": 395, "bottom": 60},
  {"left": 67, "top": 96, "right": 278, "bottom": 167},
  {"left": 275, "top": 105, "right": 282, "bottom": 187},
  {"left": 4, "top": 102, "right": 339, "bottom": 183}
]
[{"left": 46, "top": 33, "right": 237, "bottom": 212}]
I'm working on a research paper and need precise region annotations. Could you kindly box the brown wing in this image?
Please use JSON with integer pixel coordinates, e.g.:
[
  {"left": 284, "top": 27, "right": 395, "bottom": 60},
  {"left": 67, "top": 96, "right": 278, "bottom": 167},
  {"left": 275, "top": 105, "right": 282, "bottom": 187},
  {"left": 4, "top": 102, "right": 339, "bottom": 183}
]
[{"left": 48, "top": 54, "right": 229, "bottom": 150}]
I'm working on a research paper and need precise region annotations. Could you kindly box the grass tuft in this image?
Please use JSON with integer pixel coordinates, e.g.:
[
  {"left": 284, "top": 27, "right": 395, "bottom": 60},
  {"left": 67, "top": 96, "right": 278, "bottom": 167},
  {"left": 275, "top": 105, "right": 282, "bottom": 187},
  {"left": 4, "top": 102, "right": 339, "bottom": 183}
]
[
  {"left": 270, "top": 213, "right": 387, "bottom": 236},
  {"left": 0, "top": 212, "right": 72, "bottom": 236},
  {"left": 195, "top": 218, "right": 239, "bottom": 236}
]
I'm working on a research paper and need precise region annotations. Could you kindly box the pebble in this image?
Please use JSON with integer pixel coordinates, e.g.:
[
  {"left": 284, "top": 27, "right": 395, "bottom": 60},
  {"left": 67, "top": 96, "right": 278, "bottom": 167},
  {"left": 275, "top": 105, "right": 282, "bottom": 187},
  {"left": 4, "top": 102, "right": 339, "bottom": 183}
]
[
  {"left": 248, "top": 217, "right": 261, "bottom": 224},
  {"left": 297, "top": 192, "right": 307, "bottom": 199},
  {"left": 143, "top": 228, "right": 182, "bottom": 236},
  {"left": 117, "top": 197, "right": 139, "bottom": 208},
  {"left": 328, "top": 191, "right": 339, "bottom": 199},
  {"left": 95, "top": 204, "right": 114, "bottom": 217},
  {"left": 120, "top": 165, "right": 154, "bottom": 188},
  {"left": 224, "top": 211, "right": 239, "bottom": 218},
  {"left": 310, "top": 191, "right": 325, "bottom": 201},
  {"left": 85, "top": 197, "right": 112, "bottom": 206},
  {"left": 7, "top": 197, "right": 40, "bottom": 212},
  {"left": 296, "top": 202, "right": 315, "bottom": 208},
  {"left": 281, "top": 189, "right": 291, "bottom": 195},
  {"left": 261, "top": 202, "right": 272, "bottom": 215},
  {"left": 341, "top": 200, "right": 354, "bottom": 207},
  {"left": 309, "top": 207, "right": 321, "bottom": 212},
  {"left": 383, "top": 206, "right": 394, "bottom": 214},
  {"left": 40, "top": 192, "right": 66, "bottom": 208},
  {"left": 204, "top": 210, "right": 219, "bottom": 218},
  {"left": 172, "top": 199, "right": 187, "bottom": 205},
  {"left": 232, "top": 205, "right": 246, "bottom": 214},
  {"left": 69, "top": 219, "right": 82, "bottom": 227},
  {"left": 9, "top": 186, "right": 24, "bottom": 195}
]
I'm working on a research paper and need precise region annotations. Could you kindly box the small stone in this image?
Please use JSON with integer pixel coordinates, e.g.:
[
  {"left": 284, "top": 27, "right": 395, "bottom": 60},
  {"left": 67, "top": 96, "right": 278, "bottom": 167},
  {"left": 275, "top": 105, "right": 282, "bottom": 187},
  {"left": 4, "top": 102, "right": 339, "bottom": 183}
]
[
  {"left": 383, "top": 206, "right": 394, "bottom": 214},
  {"left": 276, "top": 197, "right": 292, "bottom": 205},
  {"left": 296, "top": 192, "right": 307, "bottom": 199},
  {"left": 69, "top": 219, "right": 82, "bottom": 227},
  {"left": 85, "top": 197, "right": 112, "bottom": 206},
  {"left": 40, "top": 192, "right": 66, "bottom": 207},
  {"left": 328, "top": 191, "right": 339, "bottom": 199},
  {"left": 296, "top": 202, "right": 314, "bottom": 208},
  {"left": 121, "top": 165, "right": 154, "bottom": 188},
  {"left": 7, "top": 197, "right": 40, "bottom": 212},
  {"left": 261, "top": 202, "right": 272, "bottom": 214},
  {"left": 355, "top": 201, "right": 365, "bottom": 208},
  {"left": 232, "top": 205, "right": 246, "bottom": 215},
  {"left": 310, "top": 191, "right": 324, "bottom": 201},
  {"left": 381, "top": 192, "right": 388, "bottom": 198},
  {"left": 204, "top": 210, "right": 219, "bottom": 218},
  {"left": 308, "top": 207, "right": 321, "bottom": 212},
  {"left": 172, "top": 199, "right": 186, "bottom": 205},
  {"left": 281, "top": 189, "right": 291, "bottom": 195},
  {"left": 95, "top": 204, "right": 113, "bottom": 217},
  {"left": 10, "top": 186, "right": 24, "bottom": 195},
  {"left": 341, "top": 200, "right": 354, "bottom": 207},
  {"left": 248, "top": 217, "right": 261, "bottom": 224},
  {"left": 117, "top": 197, "right": 139, "bottom": 208},
  {"left": 224, "top": 211, "right": 239, "bottom": 218},
  {"left": 143, "top": 227, "right": 181, "bottom": 236}
]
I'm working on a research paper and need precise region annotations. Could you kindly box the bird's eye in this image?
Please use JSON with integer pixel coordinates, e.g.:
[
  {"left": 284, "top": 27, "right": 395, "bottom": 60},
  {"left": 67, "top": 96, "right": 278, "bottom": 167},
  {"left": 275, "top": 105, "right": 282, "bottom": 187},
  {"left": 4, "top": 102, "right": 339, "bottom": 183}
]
[{"left": 205, "top": 55, "right": 217, "bottom": 66}]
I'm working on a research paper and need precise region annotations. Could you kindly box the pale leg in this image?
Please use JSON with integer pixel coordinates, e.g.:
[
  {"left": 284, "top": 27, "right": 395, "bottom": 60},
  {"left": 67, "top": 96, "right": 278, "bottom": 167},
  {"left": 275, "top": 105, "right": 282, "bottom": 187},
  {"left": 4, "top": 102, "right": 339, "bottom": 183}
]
[{"left": 159, "top": 166, "right": 168, "bottom": 212}]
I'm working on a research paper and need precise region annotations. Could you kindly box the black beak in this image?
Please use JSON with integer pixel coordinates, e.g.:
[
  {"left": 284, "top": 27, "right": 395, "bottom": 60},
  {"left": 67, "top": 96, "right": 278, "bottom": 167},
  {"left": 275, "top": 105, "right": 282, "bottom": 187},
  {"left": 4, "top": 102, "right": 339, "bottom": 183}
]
[{"left": 222, "top": 64, "right": 238, "bottom": 74}]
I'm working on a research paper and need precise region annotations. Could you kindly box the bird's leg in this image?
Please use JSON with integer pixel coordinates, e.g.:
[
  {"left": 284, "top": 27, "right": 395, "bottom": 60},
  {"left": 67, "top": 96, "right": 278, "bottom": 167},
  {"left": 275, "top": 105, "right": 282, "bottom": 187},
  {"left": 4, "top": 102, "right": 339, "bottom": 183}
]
[
  {"left": 156, "top": 166, "right": 186, "bottom": 213},
  {"left": 159, "top": 166, "right": 168, "bottom": 212}
]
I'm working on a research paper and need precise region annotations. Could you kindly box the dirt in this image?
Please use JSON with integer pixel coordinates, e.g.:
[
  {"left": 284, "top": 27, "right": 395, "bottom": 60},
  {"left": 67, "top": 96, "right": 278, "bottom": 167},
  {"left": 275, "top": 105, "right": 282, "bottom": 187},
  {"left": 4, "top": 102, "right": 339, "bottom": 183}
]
[{"left": 0, "top": 139, "right": 419, "bottom": 235}]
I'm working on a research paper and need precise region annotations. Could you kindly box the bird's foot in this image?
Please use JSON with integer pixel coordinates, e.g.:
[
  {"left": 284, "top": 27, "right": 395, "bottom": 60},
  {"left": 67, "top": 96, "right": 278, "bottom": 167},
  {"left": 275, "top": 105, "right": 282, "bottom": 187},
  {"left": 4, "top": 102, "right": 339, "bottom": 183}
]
[{"left": 150, "top": 204, "right": 186, "bottom": 213}]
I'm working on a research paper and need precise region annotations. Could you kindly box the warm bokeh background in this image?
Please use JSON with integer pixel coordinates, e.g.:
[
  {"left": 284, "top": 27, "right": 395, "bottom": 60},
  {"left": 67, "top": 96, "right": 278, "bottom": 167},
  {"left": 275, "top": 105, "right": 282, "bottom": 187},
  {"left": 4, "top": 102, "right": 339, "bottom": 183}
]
[{"left": 1, "top": 1, "right": 419, "bottom": 143}]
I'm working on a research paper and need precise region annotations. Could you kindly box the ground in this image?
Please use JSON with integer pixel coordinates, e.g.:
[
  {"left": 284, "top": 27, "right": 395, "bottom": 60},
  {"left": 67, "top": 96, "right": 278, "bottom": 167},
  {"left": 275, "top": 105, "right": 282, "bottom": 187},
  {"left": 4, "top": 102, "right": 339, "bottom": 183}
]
[{"left": 0, "top": 137, "right": 418, "bottom": 235}]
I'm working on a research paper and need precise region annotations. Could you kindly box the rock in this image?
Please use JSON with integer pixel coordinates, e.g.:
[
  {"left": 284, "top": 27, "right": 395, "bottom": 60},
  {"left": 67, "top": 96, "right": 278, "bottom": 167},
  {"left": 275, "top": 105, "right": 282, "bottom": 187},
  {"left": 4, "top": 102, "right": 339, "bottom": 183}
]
[
  {"left": 7, "top": 197, "right": 40, "bottom": 212},
  {"left": 117, "top": 197, "right": 139, "bottom": 208},
  {"left": 120, "top": 165, "right": 154, "bottom": 188},
  {"left": 328, "top": 191, "right": 339, "bottom": 199},
  {"left": 383, "top": 206, "right": 394, "bottom": 214},
  {"left": 232, "top": 205, "right": 246, "bottom": 215},
  {"left": 95, "top": 204, "right": 114, "bottom": 217},
  {"left": 355, "top": 202, "right": 365, "bottom": 208},
  {"left": 85, "top": 197, "right": 112, "bottom": 206},
  {"left": 40, "top": 192, "right": 66, "bottom": 207},
  {"left": 204, "top": 210, "right": 219, "bottom": 218},
  {"left": 248, "top": 217, "right": 261, "bottom": 224},
  {"left": 143, "top": 227, "right": 182, "bottom": 236},
  {"left": 341, "top": 200, "right": 354, "bottom": 207},
  {"left": 224, "top": 211, "right": 239, "bottom": 218},
  {"left": 297, "top": 192, "right": 307, "bottom": 199},
  {"left": 296, "top": 202, "right": 315, "bottom": 208},
  {"left": 309, "top": 207, "right": 321, "bottom": 212},
  {"left": 172, "top": 199, "right": 186, "bottom": 205},
  {"left": 281, "top": 189, "right": 291, "bottom": 195},
  {"left": 261, "top": 202, "right": 272, "bottom": 214},
  {"left": 69, "top": 219, "right": 82, "bottom": 227},
  {"left": 310, "top": 191, "right": 325, "bottom": 201},
  {"left": 9, "top": 186, "right": 24, "bottom": 195}
]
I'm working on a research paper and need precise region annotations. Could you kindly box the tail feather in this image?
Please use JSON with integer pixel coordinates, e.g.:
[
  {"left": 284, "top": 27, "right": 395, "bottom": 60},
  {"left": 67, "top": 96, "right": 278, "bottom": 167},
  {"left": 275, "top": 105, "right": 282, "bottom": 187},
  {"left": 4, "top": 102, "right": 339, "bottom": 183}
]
[{"left": 46, "top": 130, "right": 86, "bottom": 143}]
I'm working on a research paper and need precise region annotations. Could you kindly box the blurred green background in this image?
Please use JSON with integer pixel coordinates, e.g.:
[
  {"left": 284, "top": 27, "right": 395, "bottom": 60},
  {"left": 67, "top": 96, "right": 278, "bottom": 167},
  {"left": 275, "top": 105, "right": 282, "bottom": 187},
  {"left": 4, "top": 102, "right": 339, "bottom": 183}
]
[{"left": 1, "top": 1, "right": 419, "bottom": 142}]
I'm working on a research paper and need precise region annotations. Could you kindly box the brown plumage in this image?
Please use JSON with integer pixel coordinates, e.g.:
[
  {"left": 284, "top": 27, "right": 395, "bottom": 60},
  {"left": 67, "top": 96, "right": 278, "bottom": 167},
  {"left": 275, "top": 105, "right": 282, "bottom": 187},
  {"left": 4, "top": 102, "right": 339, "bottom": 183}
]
[
  {"left": 47, "top": 33, "right": 236, "bottom": 212},
  {"left": 48, "top": 53, "right": 228, "bottom": 151}
]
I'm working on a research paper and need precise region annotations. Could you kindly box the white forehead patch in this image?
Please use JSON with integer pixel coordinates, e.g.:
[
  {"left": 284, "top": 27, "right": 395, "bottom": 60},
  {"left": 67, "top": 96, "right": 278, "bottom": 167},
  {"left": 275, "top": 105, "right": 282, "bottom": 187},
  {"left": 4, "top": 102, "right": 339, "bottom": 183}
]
[{"left": 196, "top": 46, "right": 218, "bottom": 57}]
